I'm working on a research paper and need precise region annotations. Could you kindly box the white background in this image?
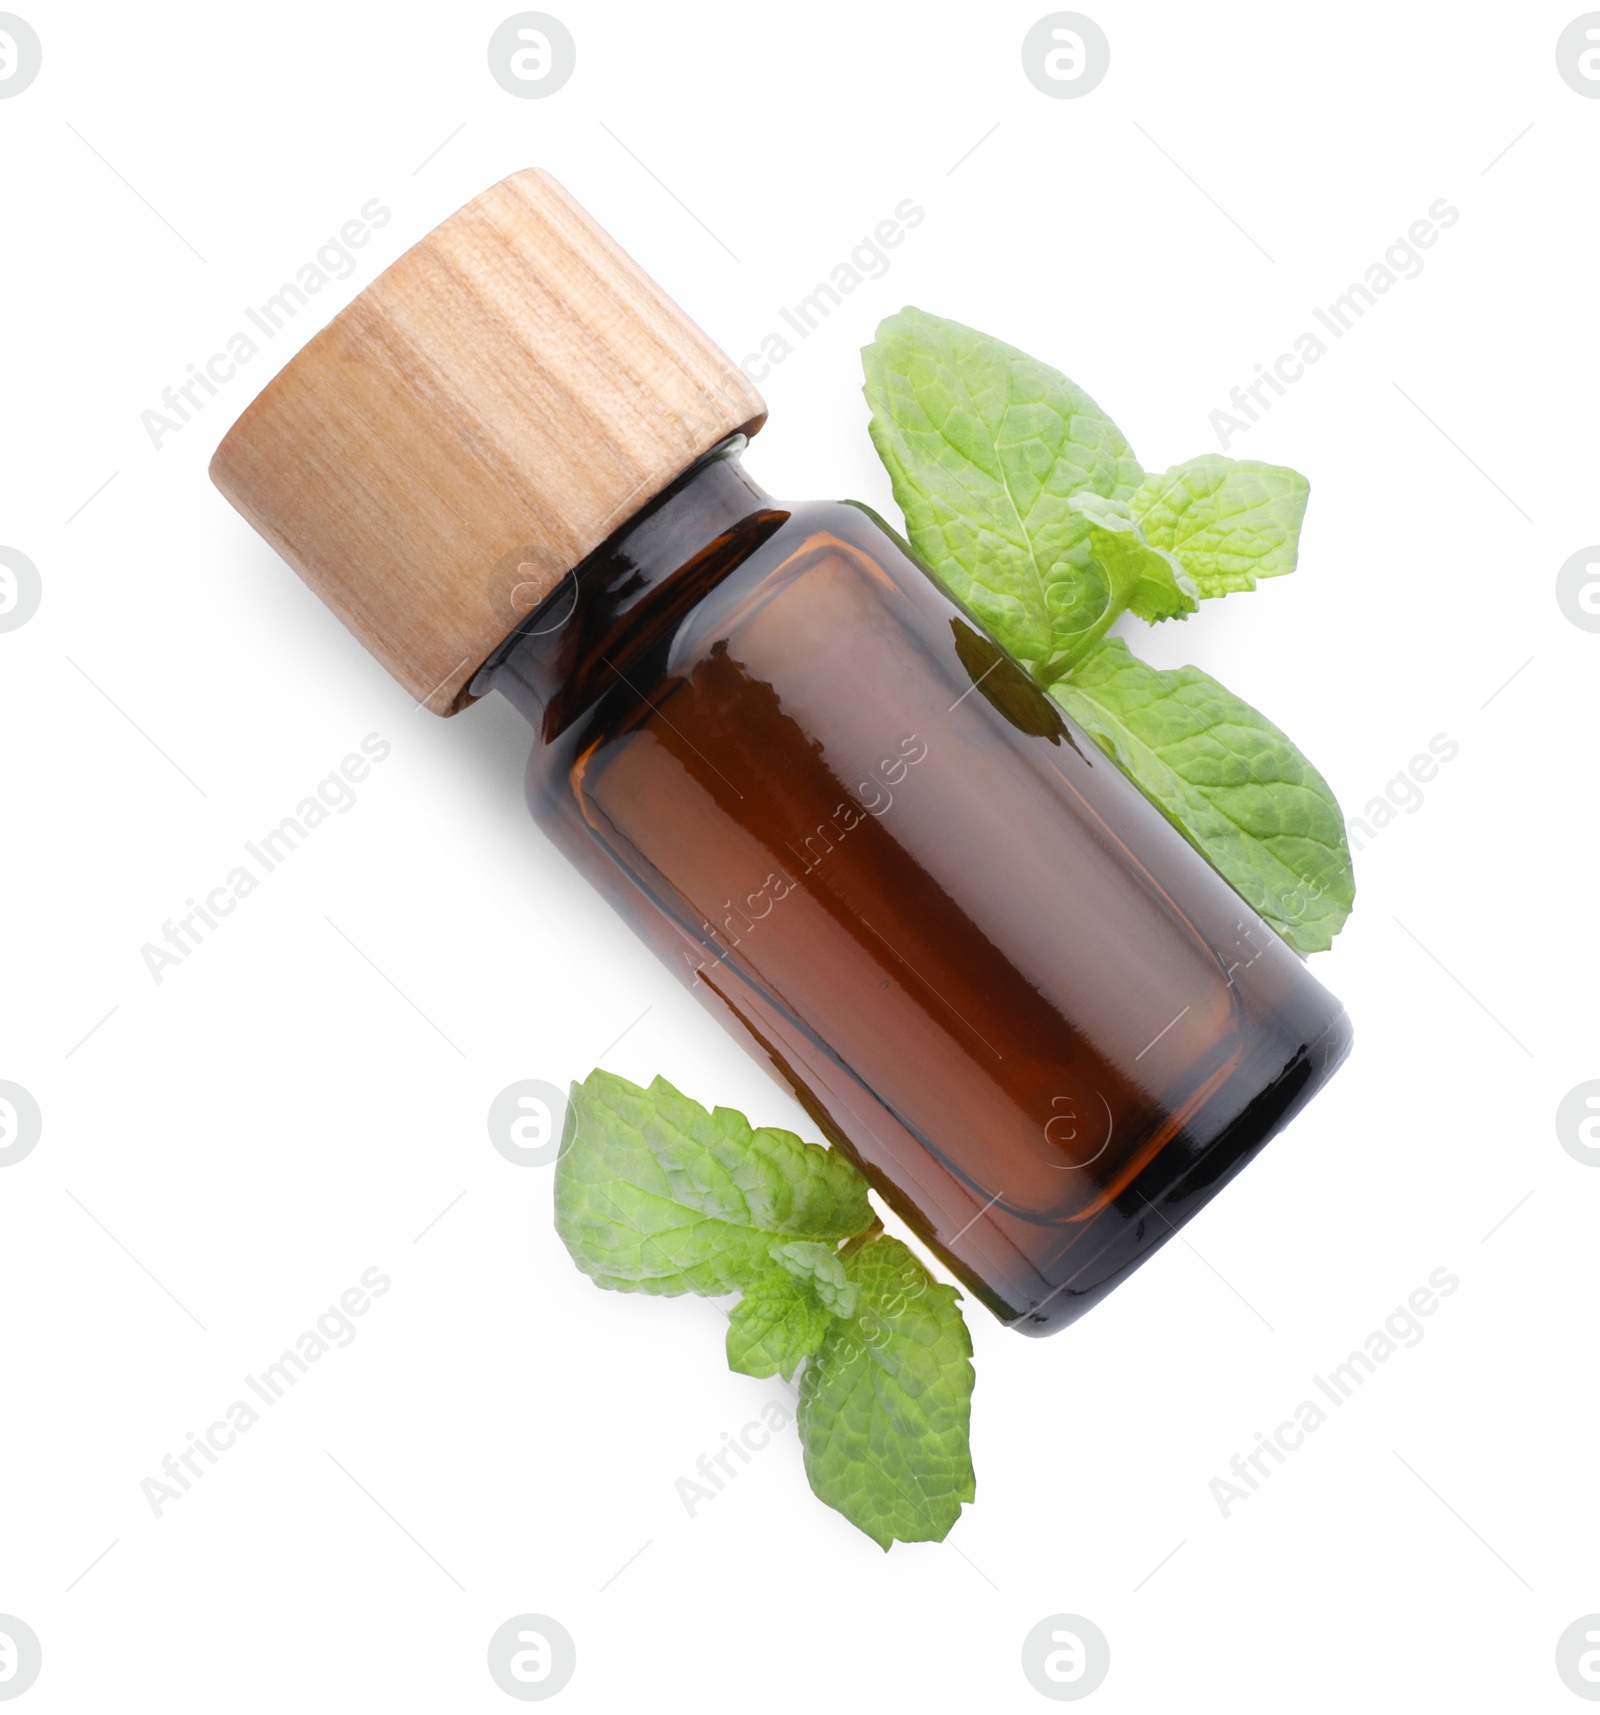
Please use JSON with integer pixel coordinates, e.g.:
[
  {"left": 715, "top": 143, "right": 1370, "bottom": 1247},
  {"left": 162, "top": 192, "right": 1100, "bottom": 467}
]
[{"left": 2, "top": 1, "right": 1596, "bottom": 1708}]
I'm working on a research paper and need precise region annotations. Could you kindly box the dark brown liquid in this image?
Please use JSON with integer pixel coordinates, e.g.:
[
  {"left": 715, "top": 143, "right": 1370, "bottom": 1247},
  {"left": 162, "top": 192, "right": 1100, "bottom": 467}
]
[{"left": 486, "top": 443, "right": 1350, "bottom": 1333}]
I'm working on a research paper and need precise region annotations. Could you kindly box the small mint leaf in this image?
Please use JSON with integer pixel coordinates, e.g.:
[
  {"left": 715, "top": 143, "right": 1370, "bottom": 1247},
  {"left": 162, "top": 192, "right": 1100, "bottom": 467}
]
[
  {"left": 797, "top": 1235, "right": 975, "bottom": 1549},
  {"left": 770, "top": 1239, "right": 859, "bottom": 1318},
  {"left": 1130, "top": 454, "right": 1310, "bottom": 597},
  {"left": 553, "top": 1071, "right": 875, "bottom": 1297},
  {"left": 1067, "top": 492, "right": 1199, "bottom": 631},
  {"left": 726, "top": 1269, "right": 834, "bottom": 1381}
]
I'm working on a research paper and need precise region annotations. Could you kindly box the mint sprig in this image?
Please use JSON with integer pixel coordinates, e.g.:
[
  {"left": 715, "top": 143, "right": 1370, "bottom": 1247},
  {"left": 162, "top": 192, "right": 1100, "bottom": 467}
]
[
  {"left": 863, "top": 308, "right": 1353, "bottom": 952},
  {"left": 554, "top": 1070, "right": 976, "bottom": 1548}
]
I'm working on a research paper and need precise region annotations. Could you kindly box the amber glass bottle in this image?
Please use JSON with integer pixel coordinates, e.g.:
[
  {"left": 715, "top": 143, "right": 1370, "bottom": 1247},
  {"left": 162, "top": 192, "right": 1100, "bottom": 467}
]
[
  {"left": 211, "top": 169, "right": 1350, "bottom": 1336},
  {"left": 475, "top": 438, "right": 1350, "bottom": 1333}
]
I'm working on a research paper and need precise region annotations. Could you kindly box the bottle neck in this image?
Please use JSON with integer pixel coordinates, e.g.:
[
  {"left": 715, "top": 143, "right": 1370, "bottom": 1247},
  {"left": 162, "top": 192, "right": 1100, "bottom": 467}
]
[{"left": 475, "top": 435, "right": 778, "bottom": 730}]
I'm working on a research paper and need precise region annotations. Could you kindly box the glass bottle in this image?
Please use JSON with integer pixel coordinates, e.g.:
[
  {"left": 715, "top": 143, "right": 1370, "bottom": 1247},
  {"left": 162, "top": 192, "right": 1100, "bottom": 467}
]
[
  {"left": 476, "top": 436, "right": 1349, "bottom": 1333},
  {"left": 211, "top": 170, "right": 1351, "bottom": 1336}
]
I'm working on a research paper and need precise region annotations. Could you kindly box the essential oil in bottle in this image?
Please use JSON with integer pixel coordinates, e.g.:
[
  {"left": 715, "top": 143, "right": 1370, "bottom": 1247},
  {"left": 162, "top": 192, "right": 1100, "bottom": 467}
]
[{"left": 210, "top": 169, "right": 1351, "bottom": 1335}]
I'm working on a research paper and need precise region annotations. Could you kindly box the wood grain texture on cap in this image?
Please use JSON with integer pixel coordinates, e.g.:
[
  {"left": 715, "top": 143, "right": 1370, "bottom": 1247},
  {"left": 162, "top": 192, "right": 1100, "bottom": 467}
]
[{"left": 209, "top": 168, "right": 766, "bottom": 713}]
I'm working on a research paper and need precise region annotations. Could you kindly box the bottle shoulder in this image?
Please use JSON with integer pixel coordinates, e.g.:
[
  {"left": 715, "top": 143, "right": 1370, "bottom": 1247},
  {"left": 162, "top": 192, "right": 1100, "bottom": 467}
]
[
  {"left": 504, "top": 484, "right": 927, "bottom": 761},
  {"left": 764, "top": 495, "right": 915, "bottom": 556}
]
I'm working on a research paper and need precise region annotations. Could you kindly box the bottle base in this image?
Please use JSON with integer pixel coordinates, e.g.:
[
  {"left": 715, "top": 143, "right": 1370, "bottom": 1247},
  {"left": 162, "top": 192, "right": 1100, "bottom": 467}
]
[{"left": 1001, "top": 1003, "right": 1354, "bottom": 1336}]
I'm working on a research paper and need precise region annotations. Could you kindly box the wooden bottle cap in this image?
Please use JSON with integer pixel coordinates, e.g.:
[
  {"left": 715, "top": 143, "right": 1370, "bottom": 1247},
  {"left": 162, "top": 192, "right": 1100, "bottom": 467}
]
[{"left": 209, "top": 168, "right": 767, "bottom": 714}]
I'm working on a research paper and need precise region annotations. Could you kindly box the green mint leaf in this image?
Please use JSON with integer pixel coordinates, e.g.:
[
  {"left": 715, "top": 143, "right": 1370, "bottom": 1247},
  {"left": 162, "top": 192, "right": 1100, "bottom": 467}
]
[
  {"left": 1130, "top": 455, "right": 1310, "bottom": 597},
  {"left": 1068, "top": 492, "right": 1199, "bottom": 628},
  {"left": 770, "top": 1239, "right": 859, "bottom": 1317},
  {"left": 553, "top": 1071, "right": 875, "bottom": 1297},
  {"left": 797, "top": 1234, "right": 975, "bottom": 1549},
  {"left": 726, "top": 1268, "right": 834, "bottom": 1382},
  {"left": 863, "top": 308, "right": 1143, "bottom": 680},
  {"left": 1050, "top": 640, "right": 1354, "bottom": 952}
]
